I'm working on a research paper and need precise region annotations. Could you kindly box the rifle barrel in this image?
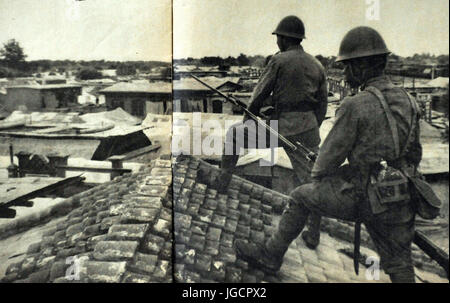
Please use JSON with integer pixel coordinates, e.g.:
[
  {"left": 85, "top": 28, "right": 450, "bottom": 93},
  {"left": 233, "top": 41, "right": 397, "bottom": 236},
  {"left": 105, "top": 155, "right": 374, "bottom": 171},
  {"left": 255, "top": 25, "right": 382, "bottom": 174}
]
[{"left": 189, "top": 74, "right": 315, "bottom": 159}]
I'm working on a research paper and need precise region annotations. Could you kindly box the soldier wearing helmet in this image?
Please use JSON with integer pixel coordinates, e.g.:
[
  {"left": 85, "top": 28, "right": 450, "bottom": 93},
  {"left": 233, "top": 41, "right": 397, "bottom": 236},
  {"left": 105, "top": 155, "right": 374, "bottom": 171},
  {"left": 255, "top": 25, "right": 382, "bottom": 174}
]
[
  {"left": 217, "top": 15, "right": 327, "bottom": 247},
  {"left": 236, "top": 26, "right": 422, "bottom": 283}
]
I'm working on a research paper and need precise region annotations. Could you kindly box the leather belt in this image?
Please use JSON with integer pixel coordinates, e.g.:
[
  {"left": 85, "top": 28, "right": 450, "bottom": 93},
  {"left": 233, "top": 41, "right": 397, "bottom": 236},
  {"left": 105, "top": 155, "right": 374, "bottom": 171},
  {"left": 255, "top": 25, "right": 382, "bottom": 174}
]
[{"left": 277, "top": 102, "right": 316, "bottom": 112}]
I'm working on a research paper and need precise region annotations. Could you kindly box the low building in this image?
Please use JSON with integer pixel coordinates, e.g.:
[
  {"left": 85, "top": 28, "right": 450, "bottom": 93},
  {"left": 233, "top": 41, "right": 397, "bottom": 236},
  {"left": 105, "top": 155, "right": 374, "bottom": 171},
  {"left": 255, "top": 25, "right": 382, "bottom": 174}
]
[
  {"left": 173, "top": 65, "right": 228, "bottom": 79},
  {"left": 173, "top": 77, "right": 243, "bottom": 114},
  {"left": 100, "top": 82, "right": 172, "bottom": 117},
  {"left": 0, "top": 109, "right": 151, "bottom": 161},
  {"left": 0, "top": 84, "right": 82, "bottom": 112}
]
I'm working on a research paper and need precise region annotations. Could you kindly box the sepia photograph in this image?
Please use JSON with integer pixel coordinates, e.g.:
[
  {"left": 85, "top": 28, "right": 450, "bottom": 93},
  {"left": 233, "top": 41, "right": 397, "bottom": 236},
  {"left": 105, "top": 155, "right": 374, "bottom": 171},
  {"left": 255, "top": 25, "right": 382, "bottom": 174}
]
[{"left": 0, "top": 0, "right": 448, "bottom": 288}]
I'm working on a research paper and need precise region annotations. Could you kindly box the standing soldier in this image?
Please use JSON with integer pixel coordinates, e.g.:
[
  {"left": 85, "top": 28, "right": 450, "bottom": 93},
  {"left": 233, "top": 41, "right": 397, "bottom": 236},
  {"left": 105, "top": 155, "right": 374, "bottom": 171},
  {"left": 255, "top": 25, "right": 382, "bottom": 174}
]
[
  {"left": 236, "top": 26, "right": 423, "bottom": 283},
  {"left": 217, "top": 16, "right": 328, "bottom": 246}
]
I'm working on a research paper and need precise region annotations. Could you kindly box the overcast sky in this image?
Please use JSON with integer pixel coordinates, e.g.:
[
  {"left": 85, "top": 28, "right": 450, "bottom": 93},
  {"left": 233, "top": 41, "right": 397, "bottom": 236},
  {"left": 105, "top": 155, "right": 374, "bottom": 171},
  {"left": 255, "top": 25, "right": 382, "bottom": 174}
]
[
  {"left": 0, "top": 0, "right": 171, "bottom": 61},
  {"left": 0, "top": 0, "right": 448, "bottom": 61},
  {"left": 174, "top": 0, "right": 449, "bottom": 59}
]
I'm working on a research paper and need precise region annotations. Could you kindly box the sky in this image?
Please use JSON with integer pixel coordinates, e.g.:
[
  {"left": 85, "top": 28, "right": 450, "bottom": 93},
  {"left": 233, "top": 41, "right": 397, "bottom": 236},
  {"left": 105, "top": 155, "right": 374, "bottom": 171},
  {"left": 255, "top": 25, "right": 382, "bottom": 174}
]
[
  {"left": 0, "top": 0, "right": 172, "bottom": 61},
  {"left": 0, "top": 0, "right": 448, "bottom": 61},
  {"left": 174, "top": 0, "right": 449, "bottom": 59}
]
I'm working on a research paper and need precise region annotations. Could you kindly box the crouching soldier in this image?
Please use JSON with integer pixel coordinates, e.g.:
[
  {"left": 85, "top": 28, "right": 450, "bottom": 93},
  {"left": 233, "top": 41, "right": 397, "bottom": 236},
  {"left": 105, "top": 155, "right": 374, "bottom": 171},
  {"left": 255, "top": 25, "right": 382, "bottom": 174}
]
[{"left": 236, "top": 26, "right": 423, "bottom": 283}]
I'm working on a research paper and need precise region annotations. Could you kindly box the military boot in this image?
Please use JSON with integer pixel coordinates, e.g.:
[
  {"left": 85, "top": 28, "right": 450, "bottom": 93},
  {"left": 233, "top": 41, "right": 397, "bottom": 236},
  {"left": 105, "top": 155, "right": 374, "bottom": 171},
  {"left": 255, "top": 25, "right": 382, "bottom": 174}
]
[
  {"left": 301, "top": 230, "right": 320, "bottom": 249},
  {"left": 389, "top": 267, "right": 416, "bottom": 283},
  {"left": 235, "top": 240, "right": 283, "bottom": 274},
  {"left": 301, "top": 214, "right": 322, "bottom": 249}
]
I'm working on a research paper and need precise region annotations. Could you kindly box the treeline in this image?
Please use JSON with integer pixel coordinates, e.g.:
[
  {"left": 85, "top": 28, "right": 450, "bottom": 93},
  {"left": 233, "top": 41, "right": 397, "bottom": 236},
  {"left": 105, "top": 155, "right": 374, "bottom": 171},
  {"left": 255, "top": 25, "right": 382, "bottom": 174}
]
[
  {"left": 174, "top": 54, "right": 267, "bottom": 69},
  {"left": 174, "top": 53, "right": 449, "bottom": 71},
  {"left": 402, "top": 53, "right": 449, "bottom": 65},
  {"left": 174, "top": 53, "right": 342, "bottom": 70},
  {"left": 0, "top": 38, "right": 171, "bottom": 78},
  {"left": 26, "top": 60, "right": 170, "bottom": 73},
  {"left": 1, "top": 59, "right": 171, "bottom": 79}
]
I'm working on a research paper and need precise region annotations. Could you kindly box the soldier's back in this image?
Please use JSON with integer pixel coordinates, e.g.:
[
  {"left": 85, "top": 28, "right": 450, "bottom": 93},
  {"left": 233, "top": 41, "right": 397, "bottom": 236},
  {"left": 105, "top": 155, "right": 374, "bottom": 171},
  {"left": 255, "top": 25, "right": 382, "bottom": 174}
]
[{"left": 341, "top": 76, "right": 418, "bottom": 168}]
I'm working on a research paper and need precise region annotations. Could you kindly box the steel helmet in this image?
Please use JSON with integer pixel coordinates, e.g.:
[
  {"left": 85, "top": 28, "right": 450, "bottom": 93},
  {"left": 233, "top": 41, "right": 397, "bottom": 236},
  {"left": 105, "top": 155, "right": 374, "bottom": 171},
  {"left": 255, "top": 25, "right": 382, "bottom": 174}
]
[
  {"left": 272, "top": 16, "right": 305, "bottom": 40},
  {"left": 336, "top": 26, "right": 390, "bottom": 62}
]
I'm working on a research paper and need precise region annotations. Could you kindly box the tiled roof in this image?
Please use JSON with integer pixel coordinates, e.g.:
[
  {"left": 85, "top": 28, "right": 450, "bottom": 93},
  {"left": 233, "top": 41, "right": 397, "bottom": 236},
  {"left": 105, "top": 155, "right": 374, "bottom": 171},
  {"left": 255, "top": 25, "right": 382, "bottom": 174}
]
[
  {"left": 1, "top": 158, "right": 173, "bottom": 283},
  {"left": 173, "top": 155, "right": 291, "bottom": 283},
  {"left": 1, "top": 154, "right": 446, "bottom": 283},
  {"left": 7, "top": 84, "right": 82, "bottom": 90},
  {"left": 173, "top": 79, "right": 212, "bottom": 92},
  {"left": 172, "top": 155, "right": 447, "bottom": 283}
]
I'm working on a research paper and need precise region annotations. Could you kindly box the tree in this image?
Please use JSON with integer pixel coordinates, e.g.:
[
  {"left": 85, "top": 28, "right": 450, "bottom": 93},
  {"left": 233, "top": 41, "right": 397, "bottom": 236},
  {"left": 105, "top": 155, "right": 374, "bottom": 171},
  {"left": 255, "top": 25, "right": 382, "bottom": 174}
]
[
  {"left": 315, "top": 55, "right": 330, "bottom": 68},
  {"left": 0, "top": 39, "right": 27, "bottom": 69},
  {"left": 160, "top": 67, "right": 172, "bottom": 79},
  {"left": 77, "top": 67, "right": 103, "bottom": 80},
  {"left": 116, "top": 62, "right": 137, "bottom": 76},
  {"left": 249, "top": 55, "right": 266, "bottom": 68},
  {"left": 200, "top": 56, "right": 223, "bottom": 66},
  {"left": 237, "top": 53, "right": 250, "bottom": 66}
]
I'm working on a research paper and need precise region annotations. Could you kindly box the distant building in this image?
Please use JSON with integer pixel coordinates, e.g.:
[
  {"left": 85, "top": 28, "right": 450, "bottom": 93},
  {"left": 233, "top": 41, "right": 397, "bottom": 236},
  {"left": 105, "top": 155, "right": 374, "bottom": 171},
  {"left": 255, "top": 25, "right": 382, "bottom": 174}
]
[
  {"left": 100, "top": 81, "right": 172, "bottom": 117},
  {"left": 173, "top": 65, "right": 228, "bottom": 79},
  {"left": 36, "top": 76, "right": 67, "bottom": 85},
  {"left": 101, "top": 69, "right": 117, "bottom": 77},
  {"left": 0, "top": 84, "right": 82, "bottom": 112},
  {"left": 173, "top": 77, "right": 243, "bottom": 114}
]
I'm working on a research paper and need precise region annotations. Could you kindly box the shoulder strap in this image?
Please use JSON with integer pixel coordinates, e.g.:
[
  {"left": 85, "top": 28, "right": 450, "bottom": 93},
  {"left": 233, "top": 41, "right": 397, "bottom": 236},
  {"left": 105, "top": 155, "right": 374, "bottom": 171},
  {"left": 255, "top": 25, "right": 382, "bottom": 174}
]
[
  {"left": 400, "top": 89, "right": 418, "bottom": 157},
  {"left": 365, "top": 86, "right": 400, "bottom": 158}
]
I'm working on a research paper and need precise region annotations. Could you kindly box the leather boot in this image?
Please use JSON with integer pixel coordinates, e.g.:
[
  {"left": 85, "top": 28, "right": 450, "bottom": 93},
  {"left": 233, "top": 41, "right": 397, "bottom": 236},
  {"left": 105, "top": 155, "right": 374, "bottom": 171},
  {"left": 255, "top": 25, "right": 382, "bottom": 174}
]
[
  {"left": 389, "top": 268, "right": 416, "bottom": 283},
  {"left": 301, "top": 214, "right": 321, "bottom": 249},
  {"left": 235, "top": 196, "right": 311, "bottom": 274},
  {"left": 235, "top": 240, "right": 284, "bottom": 274}
]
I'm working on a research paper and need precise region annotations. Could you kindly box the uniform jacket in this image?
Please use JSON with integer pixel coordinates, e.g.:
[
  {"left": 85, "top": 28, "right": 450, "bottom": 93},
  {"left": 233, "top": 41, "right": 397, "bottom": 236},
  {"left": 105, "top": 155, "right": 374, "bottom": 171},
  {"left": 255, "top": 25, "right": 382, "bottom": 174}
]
[
  {"left": 247, "top": 45, "right": 328, "bottom": 136},
  {"left": 311, "top": 75, "right": 422, "bottom": 180}
]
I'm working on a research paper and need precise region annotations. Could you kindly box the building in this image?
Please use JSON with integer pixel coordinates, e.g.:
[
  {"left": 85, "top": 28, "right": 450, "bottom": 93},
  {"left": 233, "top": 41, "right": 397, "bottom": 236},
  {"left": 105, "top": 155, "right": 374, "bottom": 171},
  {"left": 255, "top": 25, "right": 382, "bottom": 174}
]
[
  {"left": 100, "top": 82, "right": 172, "bottom": 117},
  {"left": 36, "top": 76, "right": 67, "bottom": 85},
  {"left": 173, "top": 65, "right": 228, "bottom": 79},
  {"left": 0, "top": 84, "right": 82, "bottom": 112},
  {"left": 0, "top": 109, "right": 151, "bottom": 161},
  {"left": 173, "top": 77, "right": 243, "bottom": 114}
]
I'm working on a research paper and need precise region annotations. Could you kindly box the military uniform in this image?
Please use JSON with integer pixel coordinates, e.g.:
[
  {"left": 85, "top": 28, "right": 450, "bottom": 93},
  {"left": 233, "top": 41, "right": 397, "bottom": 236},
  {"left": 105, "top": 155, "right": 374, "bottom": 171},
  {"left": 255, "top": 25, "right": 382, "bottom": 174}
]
[
  {"left": 261, "top": 75, "right": 421, "bottom": 282},
  {"left": 221, "top": 44, "right": 328, "bottom": 185}
]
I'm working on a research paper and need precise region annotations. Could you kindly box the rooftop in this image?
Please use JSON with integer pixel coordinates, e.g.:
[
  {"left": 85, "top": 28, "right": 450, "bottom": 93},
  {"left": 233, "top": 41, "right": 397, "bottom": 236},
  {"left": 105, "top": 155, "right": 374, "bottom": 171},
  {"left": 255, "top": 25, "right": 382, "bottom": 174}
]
[
  {"left": 100, "top": 82, "right": 171, "bottom": 94},
  {"left": 1, "top": 158, "right": 173, "bottom": 283},
  {"left": 7, "top": 84, "right": 82, "bottom": 90},
  {"left": 0, "top": 155, "right": 446, "bottom": 283},
  {"left": 0, "top": 108, "right": 145, "bottom": 139},
  {"left": 0, "top": 177, "right": 66, "bottom": 208}
]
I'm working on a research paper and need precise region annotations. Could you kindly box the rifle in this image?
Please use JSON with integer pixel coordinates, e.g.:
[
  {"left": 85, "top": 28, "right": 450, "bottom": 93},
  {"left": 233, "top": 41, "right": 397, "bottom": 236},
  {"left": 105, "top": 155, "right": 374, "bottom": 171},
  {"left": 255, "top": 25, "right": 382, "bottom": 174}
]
[
  {"left": 190, "top": 73, "right": 449, "bottom": 279},
  {"left": 190, "top": 74, "right": 317, "bottom": 164}
]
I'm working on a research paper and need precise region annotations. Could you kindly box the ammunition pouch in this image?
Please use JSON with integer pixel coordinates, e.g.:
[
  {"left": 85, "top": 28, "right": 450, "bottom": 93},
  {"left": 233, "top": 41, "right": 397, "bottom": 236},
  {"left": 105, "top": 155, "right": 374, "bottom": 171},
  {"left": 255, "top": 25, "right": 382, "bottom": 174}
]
[{"left": 367, "top": 163, "right": 411, "bottom": 215}]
